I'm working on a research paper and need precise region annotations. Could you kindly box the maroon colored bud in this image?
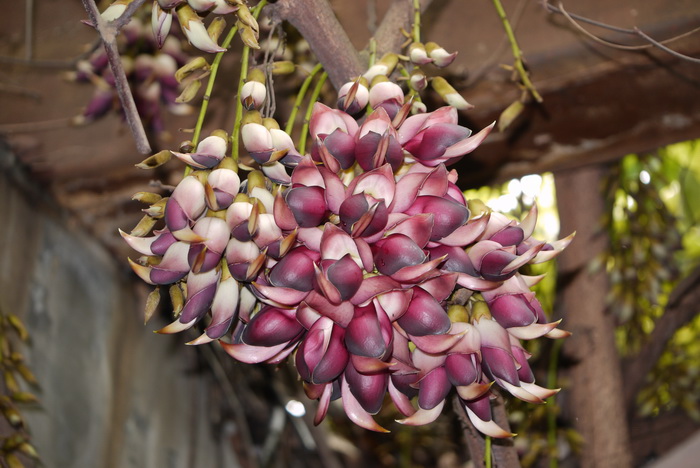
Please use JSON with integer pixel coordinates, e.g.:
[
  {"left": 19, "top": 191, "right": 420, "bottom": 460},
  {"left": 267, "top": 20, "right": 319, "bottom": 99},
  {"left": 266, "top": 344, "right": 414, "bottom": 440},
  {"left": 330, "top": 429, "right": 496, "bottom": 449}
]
[
  {"left": 445, "top": 353, "right": 480, "bottom": 387},
  {"left": 418, "top": 367, "right": 451, "bottom": 410},
  {"left": 345, "top": 304, "right": 390, "bottom": 358},
  {"left": 397, "top": 287, "right": 451, "bottom": 336},
  {"left": 405, "top": 196, "right": 469, "bottom": 240},
  {"left": 296, "top": 318, "right": 349, "bottom": 384},
  {"left": 242, "top": 306, "right": 304, "bottom": 347},
  {"left": 344, "top": 362, "right": 389, "bottom": 415},
  {"left": 285, "top": 186, "right": 328, "bottom": 228},
  {"left": 373, "top": 234, "right": 426, "bottom": 276},
  {"left": 269, "top": 248, "right": 316, "bottom": 291}
]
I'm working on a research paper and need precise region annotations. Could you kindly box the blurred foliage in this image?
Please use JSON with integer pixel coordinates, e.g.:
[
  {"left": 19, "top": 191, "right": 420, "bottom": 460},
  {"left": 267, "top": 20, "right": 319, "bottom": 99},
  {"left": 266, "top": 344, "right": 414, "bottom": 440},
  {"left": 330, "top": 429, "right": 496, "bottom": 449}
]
[
  {"left": 602, "top": 140, "right": 700, "bottom": 419},
  {"left": 0, "top": 306, "right": 41, "bottom": 468}
]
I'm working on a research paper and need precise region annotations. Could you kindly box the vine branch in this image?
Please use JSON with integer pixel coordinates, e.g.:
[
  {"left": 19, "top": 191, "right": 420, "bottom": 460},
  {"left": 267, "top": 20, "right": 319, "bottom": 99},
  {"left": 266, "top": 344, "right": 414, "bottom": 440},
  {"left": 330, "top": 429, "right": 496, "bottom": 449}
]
[
  {"left": 267, "top": 0, "right": 363, "bottom": 89},
  {"left": 544, "top": 1, "right": 700, "bottom": 64},
  {"left": 80, "top": 0, "right": 152, "bottom": 154}
]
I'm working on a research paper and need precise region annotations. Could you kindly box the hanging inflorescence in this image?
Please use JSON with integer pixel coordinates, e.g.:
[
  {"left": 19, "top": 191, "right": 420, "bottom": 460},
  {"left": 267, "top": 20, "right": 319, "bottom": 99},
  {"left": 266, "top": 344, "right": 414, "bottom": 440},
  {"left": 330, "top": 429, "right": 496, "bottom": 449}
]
[{"left": 113, "top": 0, "right": 574, "bottom": 436}]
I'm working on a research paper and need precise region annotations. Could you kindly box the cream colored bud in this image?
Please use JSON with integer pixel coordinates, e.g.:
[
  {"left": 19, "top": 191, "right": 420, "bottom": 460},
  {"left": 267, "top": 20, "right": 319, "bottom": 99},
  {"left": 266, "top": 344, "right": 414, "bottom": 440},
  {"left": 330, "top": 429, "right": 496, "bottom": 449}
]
[
  {"left": 175, "top": 56, "right": 210, "bottom": 83},
  {"left": 236, "top": 5, "right": 259, "bottom": 33},
  {"left": 240, "top": 81, "right": 266, "bottom": 110},
  {"left": 362, "top": 53, "right": 398, "bottom": 82},
  {"left": 176, "top": 79, "right": 202, "bottom": 103},
  {"left": 431, "top": 76, "right": 473, "bottom": 110},
  {"left": 207, "top": 16, "right": 227, "bottom": 44},
  {"left": 238, "top": 23, "right": 260, "bottom": 49},
  {"left": 101, "top": 0, "right": 131, "bottom": 22},
  {"left": 176, "top": 4, "right": 226, "bottom": 53},
  {"left": 271, "top": 61, "right": 295, "bottom": 75},
  {"left": 409, "top": 42, "right": 432, "bottom": 65}
]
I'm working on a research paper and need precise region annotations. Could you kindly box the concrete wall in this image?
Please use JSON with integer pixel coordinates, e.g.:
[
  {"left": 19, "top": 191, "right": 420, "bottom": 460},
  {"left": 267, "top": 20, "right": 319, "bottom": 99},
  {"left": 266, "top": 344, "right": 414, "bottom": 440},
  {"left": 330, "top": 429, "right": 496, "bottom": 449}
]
[{"left": 0, "top": 145, "right": 237, "bottom": 468}]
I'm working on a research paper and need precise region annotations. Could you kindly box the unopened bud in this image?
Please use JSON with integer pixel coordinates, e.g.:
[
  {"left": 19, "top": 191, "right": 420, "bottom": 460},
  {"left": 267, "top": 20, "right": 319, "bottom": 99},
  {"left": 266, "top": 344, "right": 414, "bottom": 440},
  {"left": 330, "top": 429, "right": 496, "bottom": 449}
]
[
  {"left": 262, "top": 118, "right": 280, "bottom": 131},
  {"left": 240, "top": 80, "right": 266, "bottom": 110},
  {"left": 425, "top": 42, "right": 457, "bottom": 68},
  {"left": 431, "top": 76, "right": 473, "bottom": 110},
  {"left": 271, "top": 61, "right": 295, "bottom": 75},
  {"left": 207, "top": 16, "right": 227, "bottom": 44},
  {"left": 470, "top": 301, "right": 492, "bottom": 322},
  {"left": 241, "top": 110, "right": 263, "bottom": 125},
  {"left": 246, "top": 170, "right": 267, "bottom": 193},
  {"left": 467, "top": 199, "right": 489, "bottom": 218},
  {"left": 238, "top": 23, "right": 260, "bottom": 49},
  {"left": 132, "top": 192, "right": 163, "bottom": 204},
  {"left": 176, "top": 79, "right": 202, "bottom": 103},
  {"left": 409, "top": 42, "right": 432, "bottom": 65},
  {"left": 101, "top": 0, "right": 132, "bottom": 22},
  {"left": 236, "top": 4, "right": 259, "bottom": 33},
  {"left": 409, "top": 70, "right": 427, "bottom": 91},
  {"left": 175, "top": 56, "right": 210, "bottom": 83},
  {"left": 363, "top": 53, "right": 398, "bottom": 82},
  {"left": 448, "top": 304, "right": 469, "bottom": 323},
  {"left": 176, "top": 4, "right": 226, "bottom": 53},
  {"left": 136, "top": 150, "right": 172, "bottom": 169}
]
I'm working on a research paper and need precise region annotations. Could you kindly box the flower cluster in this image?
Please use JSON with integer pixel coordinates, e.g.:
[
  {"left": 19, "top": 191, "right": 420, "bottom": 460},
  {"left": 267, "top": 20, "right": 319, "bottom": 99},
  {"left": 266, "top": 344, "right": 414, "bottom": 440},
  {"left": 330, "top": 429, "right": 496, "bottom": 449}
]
[
  {"left": 69, "top": 15, "right": 192, "bottom": 133},
  {"left": 124, "top": 74, "right": 572, "bottom": 435}
]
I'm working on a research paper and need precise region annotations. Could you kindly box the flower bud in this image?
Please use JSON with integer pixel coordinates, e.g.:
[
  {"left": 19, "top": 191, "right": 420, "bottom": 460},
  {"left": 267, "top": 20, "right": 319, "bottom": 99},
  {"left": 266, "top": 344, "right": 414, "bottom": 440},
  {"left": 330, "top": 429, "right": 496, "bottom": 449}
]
[
  {"left": 151, "top": 2, "right": 173, "bottom": 49},
  {"left": 431, "top": 76, "right": 473, "bottom": 110},
  {"left": 176, "top": 4, "right": 226, "bottom": 53},
  {"left": 101, "top": 0, "right": 131, "bottom": 22},
  {"left": 425, "top": 42, "right": 457, "bottom": 68},
  {"left": 207, "top": 16, "right": 227, "bottom": 44},
  {"left": 240, "top": 81, "right": 266, "bottom": 110},
  {"left": 337, "top": 80, "right": 369, "bottom": 115},
  {"left": 363, "top": 53, "right": 398, "bottom": 82},
  {"left": 175, "top": 57, "right": 210, "bottom": 83},
  {"left": 409, "top": 42, "right": 432, "bottom": 64},
  {"left": 271, "top": 61, "right": 296, "bottom": 75}
]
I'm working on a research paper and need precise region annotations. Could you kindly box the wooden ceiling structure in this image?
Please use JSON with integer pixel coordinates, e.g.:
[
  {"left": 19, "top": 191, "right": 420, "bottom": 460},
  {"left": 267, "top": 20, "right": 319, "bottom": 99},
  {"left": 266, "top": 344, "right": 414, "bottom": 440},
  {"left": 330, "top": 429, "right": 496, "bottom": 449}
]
[{"left": 1, "top": 0, "right": 699, "bottom": 256}]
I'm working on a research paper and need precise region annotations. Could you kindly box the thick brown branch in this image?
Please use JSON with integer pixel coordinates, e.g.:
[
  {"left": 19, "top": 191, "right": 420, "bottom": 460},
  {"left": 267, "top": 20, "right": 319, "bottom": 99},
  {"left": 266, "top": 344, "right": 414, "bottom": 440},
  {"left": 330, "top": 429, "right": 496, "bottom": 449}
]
[
  {"left": 491, "top": 393, "right": 520, "bottom": 468},
  {"left": 81, "top": 0, "right": 152, "bottom": 154},
  {"left": 623, "top": 266, "right": 700, "bottom": 412},
  {"left": 268, "top": 0, "right": 363, "bottom": 90},
  {"left": 452, "top": 395, "right": 486, "bottom": 467},
  {"left": 373, "top": 0, "right": 434, "bottom": 56}
]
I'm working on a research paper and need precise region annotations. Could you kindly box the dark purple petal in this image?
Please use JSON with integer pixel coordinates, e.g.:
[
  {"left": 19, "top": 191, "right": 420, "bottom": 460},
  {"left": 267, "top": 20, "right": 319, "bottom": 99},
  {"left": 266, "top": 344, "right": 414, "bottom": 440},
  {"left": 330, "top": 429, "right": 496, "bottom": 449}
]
[
  {"left": 404, "top": 123, "right": 470, "bottom": 161},
  {"left": 344, "top": 363, "right": 389, "bottom": 414},
  {"left": 481, "top": 347, "right": 519, "bottom": 386},
  {"left": 429, "top": 245, "right": 474, "bottom": 274},
  {"left": 490, "top": 226, "right": 524, "bottom": 247},
  {"left": 151, "top": 231, "right": 177, "bottom": 256},
  {"left": 314, "top": 326, "right": 350, "bottom": 383},
  {"left": 405, "top": 196, "right": 469, "bottom": 240},
  {"left": 465, "top": 393, "right": 491, "bottom": 421},
  {"left": 373, "top": 234, "right": 426, "bottom": 276},
  {"left": 150, "top": 268, "right": 188, "bottom": 285},
  {"left": 180, "top": 283, "right": 217, "bottom": 323},
  {"left": 418, "top": 367, "right": 451, "bottom": 410},
  {"left": 489, "top": 294, "right": 537, "bottom": 328},
  {"left": 345, "top": 304, "right": 386, "bottom": 358},
  {"left": 324, "top": 129, "right": 357, "bottom": 169},
  {"left": 269, "top": 249, "right": 315, "bottom": 291},
  {"left": 285, "top": 186, "right": 328, "bottom": 228},
  {"left": 327, "top": 254, "right": 363, "bottom": 301},
  {"left": 242, "top": 306, "right": 304, "bottom": 347},
  {"left": 511, "top": 345, "right": 535, "bottom": 383},
  {"left": 445, "top": 353, "right": 479, "bottom": 386},
  {"left": 397, "top": 287, "right": 451, "bottom": 336},
  {"left": 480, "top": 250, "right": 517, "bottom": 281},
  {"left": 339, "top": 193, "right": 369, "bottom": 234}
]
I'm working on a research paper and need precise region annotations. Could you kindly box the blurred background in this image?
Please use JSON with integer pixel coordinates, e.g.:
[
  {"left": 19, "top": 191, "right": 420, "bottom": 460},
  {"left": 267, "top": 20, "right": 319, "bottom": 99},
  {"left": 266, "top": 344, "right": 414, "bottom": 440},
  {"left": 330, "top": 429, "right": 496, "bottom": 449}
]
[{"left": 0, "top": 0, "right": 699, "bottom": 466}]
